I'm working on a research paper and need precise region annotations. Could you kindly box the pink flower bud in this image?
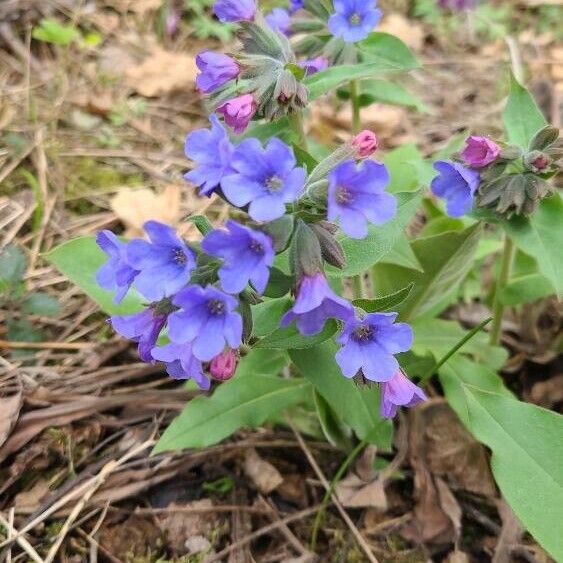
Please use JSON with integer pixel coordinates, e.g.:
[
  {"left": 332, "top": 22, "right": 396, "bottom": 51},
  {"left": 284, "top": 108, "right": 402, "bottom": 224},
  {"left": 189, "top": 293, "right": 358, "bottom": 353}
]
[
  {"left": 531, "top": 153, "right": 550, "bottom": 171},
  {"left": 209, "top": 348, "right": 238, "bottom": 381},
  {"left": 352, "top": 130, "right": 379, "bottom": 158},
  {"left": 380, "top": 369, "right": 426, "bottom": 418},
  {"left": 217, "top": 94, "right": 257, "bottom": 135},
  {"left": 460, "top": 135, "right": 501, "bottom": 168}
]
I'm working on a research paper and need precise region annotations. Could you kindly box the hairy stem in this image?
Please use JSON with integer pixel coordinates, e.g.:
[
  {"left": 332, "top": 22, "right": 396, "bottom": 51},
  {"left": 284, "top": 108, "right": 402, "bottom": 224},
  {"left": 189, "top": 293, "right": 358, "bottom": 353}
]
[
  {"left": 350, "top": 79, "right": 361, "bottom": 133},
  {"left": 288, "top": 110, "right": 308, "bottom": 151},
  {"left": 310, "top": 439, "right": 367, "bottom": 552},
  {"left": 489, "top": 236, "right": 515, "bottom": 346}
]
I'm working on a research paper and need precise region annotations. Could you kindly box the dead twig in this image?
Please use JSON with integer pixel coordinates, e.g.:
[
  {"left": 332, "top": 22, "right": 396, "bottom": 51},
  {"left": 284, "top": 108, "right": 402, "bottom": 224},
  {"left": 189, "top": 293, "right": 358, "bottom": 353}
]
[{"left": 0, "top": 513, "right": 44, "bottom": 563}]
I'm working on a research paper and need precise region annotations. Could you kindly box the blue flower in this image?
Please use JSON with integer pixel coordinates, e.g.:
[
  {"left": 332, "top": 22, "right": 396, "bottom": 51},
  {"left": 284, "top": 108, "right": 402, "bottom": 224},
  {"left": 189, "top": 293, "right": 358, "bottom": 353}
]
[
  {"left": 327, "top": 159, "right": 396, "bottom": 239},
  {"left": 196, "top": 50, "right": 240, "bottom": 93},
  {"left": 221, "top": 138, "right": 306, "bottom": 222},
  {"left": 151, "top": 342, "right": 210, "bottom": 390},
  {"left": 111, "top": 307, "right": 167, "bottom": 362},
  {"left": 266, "top": 7, "right": 291, "bottom": 35},
  {"left": 202, "top": 220, "right": 275, "bottom": 294},
  {"left": 299, "top": 56, "right": 329, "bottom": 76},
  {"left": 281, "top": 273, "right": 353, "bottom": 335},
  {"left": 431, "top": 160, "right": 480, "bottom": 217},
  {"left": 328, "top": 0, "right": 382, "bottom": 43},
  {"left": 96, "top": 230, "right": 139, "bottom": 303},
  {"left": 184, "top": 114, "right": 235, "bottom": 196},
  {"left": 289, "top": 0, "right": 304, "bottom": 13},
  {"left": 335, "top": 312, "right": 413, "bottom": 382},
  {"left": 168, "top": 285, "right": 243, "bottom": 361},
  {"left": 125, "top": 221, "right": 196, "bottom": 302},
  {"left": 213, "top": 0, "right": 256, "bottom": 22}
]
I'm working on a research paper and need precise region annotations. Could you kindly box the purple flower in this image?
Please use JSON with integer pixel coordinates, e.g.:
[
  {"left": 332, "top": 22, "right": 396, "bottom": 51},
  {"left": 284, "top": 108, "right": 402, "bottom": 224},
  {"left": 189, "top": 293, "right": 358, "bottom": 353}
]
[
  {"left": 213, "top": 0, "right": 256, "bottom": 22},
  {"left": 327, "top": 159, "right": 396, "bottom": 239},
  {"left": 151, "top": 342, "right": 210, "bottom": 390},
  {"left": 168, "top": 285, "right": 243, "bottom": 361},
  {"left": 202, "top": 220, "right": 275, "bottom": 294},
  {"left": 125, "top": 221, "right": 195, "bottom": 302},
  {"left": 352, "top": 130, "right": 379, "bottom": 158},
  {"left": 299, "top": 56, "right": 329, "bottom": 76},
  {"left": 335, "top": 312, "right": 413, "bottom": 382},
  {"left": 266, "top": 7, "right": 291, "bottom": 35},
  {"left": 196, "top": 50, "right": 240, "bottom": 94},
  {"left": 111, "top": 307, "right": 167, "bottom": 363},
  {"left": 221, "top": 137, "right": 306, "bottom": 222},
  {"left": 96, "top": 230, "right": 139, "bottom": 304},
  {"left": 380, "top": 369, "right": 427, "bottom": 418},
  {"left": 328, "top": 0, "right": 382, "bottom": 43},
  {"left": 460, "top": 135, "right": 501, "bottom": 168},
  {"left": 281, "top": 273, "right": 353, "bottom": 336},
  {"left": 431, "top": 160, "right": 480, "bottom": 218},
  {"left": 217, "top": 93, "right": 257, "bottom": 135},
  {"left": 438, "top": 0, "right": 477, "bottom": 11},
  {"left": 184, "top": 114, "right": 235, "bottom": 197},
  {"left": 209, "top": 348, "right": 238, "bottom": 381},
  {"left": 289, "top": 0, "right": 304, "bottom": 13}
]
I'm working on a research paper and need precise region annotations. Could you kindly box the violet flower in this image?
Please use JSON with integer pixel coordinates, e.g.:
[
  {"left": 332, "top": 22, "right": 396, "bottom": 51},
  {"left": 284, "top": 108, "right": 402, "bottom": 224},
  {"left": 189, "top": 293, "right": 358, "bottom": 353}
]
[
  {"left": 217, "top": 93, "right": 257, "bottom": 134},
  {"left": 299, "top": 56, "right": 329, "bottom": 76},
  {"left": 213, "top": 0, "right": 256, "bottom": 22},
  {"left": 328, "top": 0, "right": 382, "bottom": 43},
  {"left": 184, "top": 114, "right": 235, "bottom": 197},
  {"left": 221, "top": 137, "right": 306, "bottom": 222},
  {"left": 266, "top": 7, "right": 292, "bottom": 35},
  {"left": 196, "top": 50, "right": 240, "bottom": 94},
  {"left": 168, "top": 285, "right": 243, "bottom": 362},
  {"left": 151, "top": 342, "right": 210, "bottom": 390},
  {"left": 431, "top": 160, "right": 480, "bottom": 217},
  {"left": 281, "top": 273, "right": 354, "bottom": 336},
  {"left": 460, "top": 135, "right": 501, "bottom": 168},
  {"left": 327, "top": 159, "right": 396, "bottom": 239},
  {"left": 111, "top": 307, "right": 167, "bottom": 363},
  {"left": 202, "top": 220, "right": 275, "bottom": 294},
  {"left": 335, "top": 312, "right": 413, "bottom": 382},
  {"left": 289, "top": 0, "right": 304, "bottom": 13},
  {"left": 209, "top": 348, "right": 238, "bottom": 381},
  {"left": 125, "top": 221, "right": 195, "bottom": 302},
  {"left": 96, "top": 230, "right": 139, "bottom": 304},
  {"left": 380, "top": 369, "right": 427, "bottom": 418}
]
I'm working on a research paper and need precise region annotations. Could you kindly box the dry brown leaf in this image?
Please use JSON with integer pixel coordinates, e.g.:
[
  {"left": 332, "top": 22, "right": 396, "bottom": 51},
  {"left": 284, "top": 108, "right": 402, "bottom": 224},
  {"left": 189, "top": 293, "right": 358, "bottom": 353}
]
[
  {"left": 446, "top": 550, "right": 471, "bottom": 563},
  {"left": 100, "top": 515, "right": 161, "bottom": 560},
  {"left": 14, "top": 479, "right": 50, "bottom": 512},
  {"left": 243, "top": 448, "right": 283, "bottom": 495},
  {"left": 0, "top": 389, "right": 23, "bottom": 449},
  {"left": 110, "top": 185, "right": 182, "bottom": 237},
  {"left": 528, "top": 374, "right": 563, "bottom": 408},
  {"left": 492, "top": 499, "right": 524, "bottom": 563},
  {"left": 335, "top": 474, "right": 388, "bottom": 511},
  {"left": 378, "top": 14, "right": 424, "bottom": 51},
  {"left": 126, "top": 48, "right": 197, "bottom": 97}
]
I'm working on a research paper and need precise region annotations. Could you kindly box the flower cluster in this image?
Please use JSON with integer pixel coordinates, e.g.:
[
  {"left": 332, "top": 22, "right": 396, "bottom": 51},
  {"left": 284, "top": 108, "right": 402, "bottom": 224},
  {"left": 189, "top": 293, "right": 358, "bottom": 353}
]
[{"left": 431, "top": 127, "right": 561, "bottom": 217}]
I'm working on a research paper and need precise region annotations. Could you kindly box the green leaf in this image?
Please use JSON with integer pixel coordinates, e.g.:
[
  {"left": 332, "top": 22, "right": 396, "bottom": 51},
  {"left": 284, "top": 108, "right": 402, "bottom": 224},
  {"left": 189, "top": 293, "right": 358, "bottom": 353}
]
[
  {"left": 46, "top": 237, "right": 145, "bottom": 315},
  {"left": 236, "top": 349, "right": 288, "bottom": 378},
  {"left": 0, "top": 244, "right": 27, "bottom": 288},
  {"left": 358, "top": 32, "right": 420, "bottom": 71},
  {"left": 383, "top": 144, "right": 434, "bottom": 194},
  {"left": 255, "top": 320, "right": 338, "bottom": 350},
  {"left": 500, "top": 273, "right": 554, "bottom": 305},
  {"left": 242, "top": 117, "right": 290, "bottom": 142},
  {"left": 32, "top": 18, "right": 80, "bottom": 45},
  {"left": 354, "top": 283, "right": 414, "bottom": 313},
  {"left": 292, "top": 144, "right": 319, "bottom": 172},
  {"left": 153, "top": 375, "right": 311, "bottom": 452},
  {"left": 314, "top": 389, "right": 353, "bottom": 451},
  {"left": 21, "top": 292, "right": 60, "bottom": 317},
  {"left": 503, "top": 195, "right": 563, "bottom": 295},
  {"left": 502, "top": 73, "right": 547, "bottom": 147},
  {"left": 375, "top": 223, "right": 482, "bottom": 320},
  {"left": 252, "top": 298, "right": 291, "bottom": 337},
  {"left": 330, "top": 191, "right": 421, "bottom": 277},
  {"left": 262, "top": 267, "right": 294, "bottom": 298},
  {"left": 290, "top": 342, "right": 392, "bottom": 449},
  {"left": 380, "top": 233, "right": 422, "bottom": 271},
  {"left": 358, "top": 79, "right": 428, "bottom": 112},
  {"left": 439, "top": 357, "right": 563, "bottom": 561},
  {"left": 412, "top": 318, "right": 508, "bottom": 372}
]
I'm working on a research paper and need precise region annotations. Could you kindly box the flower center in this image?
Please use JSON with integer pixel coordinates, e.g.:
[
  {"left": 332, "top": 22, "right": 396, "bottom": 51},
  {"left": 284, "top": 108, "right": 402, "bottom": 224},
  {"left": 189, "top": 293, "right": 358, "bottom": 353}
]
[
  {"left": 174, "top": 248, "right": 188, "bottom": 264},
  {"left": 249, "top": 239, "right": 264, "bottom": 254},
  {"left": 207, "top": 299, "right": 225, "bottom": 315},
  {"left": 349, "top": 13, "right": 361, "bottom": 25},
  {"left": 266, "top": 175, "right": 283, "bottom": 192},
  {"left": 352, "top": 324, "right": 375, "bottom": 342},
  {"left": 336, "top": 185, "right": 354, "bottom": 205}
]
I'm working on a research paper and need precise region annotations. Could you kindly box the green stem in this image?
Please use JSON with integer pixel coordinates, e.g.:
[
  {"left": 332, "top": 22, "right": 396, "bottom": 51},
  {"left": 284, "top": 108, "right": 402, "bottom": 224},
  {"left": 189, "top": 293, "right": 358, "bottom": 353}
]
[
  {"left": 349, "top": 79, "right": 361, "bottom": 133},
  {"left": 352, "top": 275, "right": 363, "bottom": 299},
  {"left": 310, "top": 440, "right": 366, "bottom": 552},
  {"left": 489, "top": 236, "right": 515, "bottom": 346},
  {"left": 288, "top": 111, "right": 308, "bottom": 151}
]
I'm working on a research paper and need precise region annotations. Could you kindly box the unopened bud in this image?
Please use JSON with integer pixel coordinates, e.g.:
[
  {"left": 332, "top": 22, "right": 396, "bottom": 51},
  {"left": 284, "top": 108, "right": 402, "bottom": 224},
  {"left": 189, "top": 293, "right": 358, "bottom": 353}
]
[
  {"left": 352, "top": 130, "right": 379, "bottom": 158},
  {"left": 289, "top": 219, "right": 323, "bottom": 277},
  {"left": 210, "top": 349, "right": 238, "bottom": 381},
  {"left": 526, "top": 151, "right": 550, "bottom": 171},
  {"left": 311, "top": 223, "right": 346, "bottom": 269}
]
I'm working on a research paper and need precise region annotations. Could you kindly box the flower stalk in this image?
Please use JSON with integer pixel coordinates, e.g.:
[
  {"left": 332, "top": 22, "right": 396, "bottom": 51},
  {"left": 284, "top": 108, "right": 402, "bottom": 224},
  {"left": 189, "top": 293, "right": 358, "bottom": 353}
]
[
  {"left": 349, "top": 79, "right": 361, "bottom": 134},
  {"left": 288, "top": 110, "right": 308, "bottom": 151},
  {"left": 489, "top": 235, "right": 515, "bottom": 346}
]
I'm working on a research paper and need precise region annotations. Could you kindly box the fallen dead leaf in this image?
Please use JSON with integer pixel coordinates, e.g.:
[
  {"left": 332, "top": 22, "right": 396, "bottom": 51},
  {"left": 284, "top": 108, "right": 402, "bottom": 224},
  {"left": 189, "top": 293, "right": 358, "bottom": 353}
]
[
  {"left": 126, "top": 48, "right": 198, "bottom": 97},
  {"left": 528, "top": 374, "right": 563, "bottom": 408},
  {"left": 492, "top": 499, "right": 524, "bottom": 563},
  {"left": 14, "top": 479, "right": 50, "bottom": 512},
  {"left": 110, "top": 185, "right": 182, "bottom": 237},
  {"left": 446, "top": 550, "right": 471, "bottom": 563},
  {"left": 99, "top": 515, "right": 161, "bottom": 560},
  {"left": 243, "top": 448, "right": 283, "bottom": 495},
  {"left": 335, "top": 473, "right": 387, "bottom": 510},
  {"left": 0, "top": 389, "right": 23, "bottom": 449}
]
